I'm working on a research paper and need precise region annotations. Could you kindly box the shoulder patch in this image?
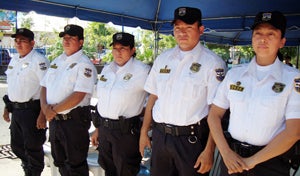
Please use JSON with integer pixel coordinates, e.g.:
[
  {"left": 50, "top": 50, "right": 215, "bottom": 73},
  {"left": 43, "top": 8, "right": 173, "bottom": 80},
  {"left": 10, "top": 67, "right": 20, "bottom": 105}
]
[
  {"left": 215, "top": 68, "right": 225, "bottom": 81},
  {"left": 294, "top": 78, "right": 300, "bottom": 93},
  {"left": 84, "top": 68, "right": 92, "bottom": 78}
]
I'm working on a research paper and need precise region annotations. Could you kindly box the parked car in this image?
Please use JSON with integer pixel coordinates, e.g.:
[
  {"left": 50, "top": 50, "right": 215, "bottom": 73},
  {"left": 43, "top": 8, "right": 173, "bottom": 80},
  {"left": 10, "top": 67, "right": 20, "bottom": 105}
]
[{"left": 1, "top": 49, "right": 12, "bottom": 65}]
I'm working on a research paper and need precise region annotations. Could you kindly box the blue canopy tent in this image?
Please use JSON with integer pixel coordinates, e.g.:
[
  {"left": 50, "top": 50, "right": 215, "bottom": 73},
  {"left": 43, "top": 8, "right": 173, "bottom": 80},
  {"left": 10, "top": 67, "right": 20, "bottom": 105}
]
[{"left": 1, "top": 0, "right": 300, "bottom": 46}]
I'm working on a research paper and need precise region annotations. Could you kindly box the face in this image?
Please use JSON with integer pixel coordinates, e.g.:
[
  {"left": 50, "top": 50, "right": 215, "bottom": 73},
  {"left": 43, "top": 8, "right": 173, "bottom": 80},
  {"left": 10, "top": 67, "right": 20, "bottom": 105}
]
[
  {"left": 14, "top": 35, "right": 34, "bottom": 57},
  {"left": 252, "top": 23, "right": 286, "bottom": 65},
  {"left": 112, "top": 43, "right": 135, "bottom": 66},
  {"left": 173, "top": 20, "right": 204, "bottom": 51},
  {"left": 62, "top": 34, "right": 83, "bottom": 56}
]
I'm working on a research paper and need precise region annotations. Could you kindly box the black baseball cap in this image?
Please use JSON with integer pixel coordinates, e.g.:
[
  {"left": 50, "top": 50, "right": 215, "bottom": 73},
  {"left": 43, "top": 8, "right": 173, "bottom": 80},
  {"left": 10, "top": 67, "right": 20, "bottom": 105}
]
[
  {"left": 172, "top": 7, "right": 202, "bottom": 25},
  {"left": 59, "top": 24, "right": 84, "bottom": 40},
  {"left": 251, "top": 11, "right": 287, "bottom": 37},
  {"left": 11, "top": 28, "right": 34, "bottom": 40},
  {"left": 110, "top": 32, "right": 134, "bottom": 47}
]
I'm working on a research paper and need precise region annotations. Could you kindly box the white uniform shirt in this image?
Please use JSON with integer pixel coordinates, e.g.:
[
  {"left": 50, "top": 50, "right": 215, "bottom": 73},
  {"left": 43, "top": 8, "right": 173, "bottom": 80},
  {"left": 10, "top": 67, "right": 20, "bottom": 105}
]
[
  {"left": 97, "top": 58, "right": 150, "bottom": 119},
  {"left": 6, "top": 49, "right": 49, "bottom": 102},
  {"left": 145, "top": 42, "right": 226, "bottom": 126},
  {"left": 40, "top": 50, "right": 97, "bottom": 114},
  {"left": 213, "top": 57, "right": 300, "bottom": 146}
]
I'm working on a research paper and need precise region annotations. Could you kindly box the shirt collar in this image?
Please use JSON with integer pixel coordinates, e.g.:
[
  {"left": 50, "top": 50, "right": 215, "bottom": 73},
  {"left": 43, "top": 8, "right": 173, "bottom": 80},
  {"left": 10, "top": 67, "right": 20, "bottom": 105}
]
[
  {"left": 242, "top": 56, "right": 283, "bottom": 80},
  {"left": 63, "top": 49, "right": 83, "bottom": 62}
]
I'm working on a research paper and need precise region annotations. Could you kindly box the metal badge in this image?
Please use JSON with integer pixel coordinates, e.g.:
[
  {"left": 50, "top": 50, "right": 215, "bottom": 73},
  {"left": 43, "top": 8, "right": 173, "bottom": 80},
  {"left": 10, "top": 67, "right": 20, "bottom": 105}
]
[
  {"left": 116, "top": 33, "right": 123, "bottom": 40},
  {"left": 190, "top": 62, "right": 201, "bottom": 73},
  {"left": 123, "top": 73, "right": 133, "bottom": 81},
  {"left": 178, "top": 8, "right": 187, "bottom": 16},
  {"left": 272, "top": 82, "right": 285, "bottom": 93},
  {"left": 262, "top": 13, "right": 272, "bottom": 21},
  {"left": 22, "top": 62, "right": 29, "bottom": 69}
]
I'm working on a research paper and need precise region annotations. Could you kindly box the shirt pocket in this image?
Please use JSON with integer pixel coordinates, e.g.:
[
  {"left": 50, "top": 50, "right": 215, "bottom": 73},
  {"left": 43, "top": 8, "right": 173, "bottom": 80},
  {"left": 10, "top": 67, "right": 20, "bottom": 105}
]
[{"left": 182, "top": 75, "right": 206, "bottom": 99}]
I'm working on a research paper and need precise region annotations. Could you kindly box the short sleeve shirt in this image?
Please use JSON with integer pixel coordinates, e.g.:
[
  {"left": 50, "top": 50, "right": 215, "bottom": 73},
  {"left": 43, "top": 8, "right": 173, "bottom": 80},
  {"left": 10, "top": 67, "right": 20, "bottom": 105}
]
[
  {"left": 213, "top": 57, "right": 300, "bottom": 146},
  {"left": 145, "top": 42, "right": 226, "bottom": 126},
  {"left": 6, "top": 49, "right": 50, "bottom": 102},
  {"left": 97, "top": 58, "right": 150, "bottom": 119},
  {"left": 40, "top": 50, "right": 97, "bottom": 114}
]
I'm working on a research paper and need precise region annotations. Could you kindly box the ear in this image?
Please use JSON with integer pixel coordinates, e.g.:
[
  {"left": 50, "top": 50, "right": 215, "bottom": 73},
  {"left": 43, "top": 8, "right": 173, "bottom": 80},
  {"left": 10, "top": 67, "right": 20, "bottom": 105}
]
[
  {"left": 279, "top": 37, "right": 286, "bottom": 49},
  {"left": 30, "top": 40, "right": 35, "bottom": 47},
  {"left": 199, "top": 25, "right": 205, "bottom": 35}
]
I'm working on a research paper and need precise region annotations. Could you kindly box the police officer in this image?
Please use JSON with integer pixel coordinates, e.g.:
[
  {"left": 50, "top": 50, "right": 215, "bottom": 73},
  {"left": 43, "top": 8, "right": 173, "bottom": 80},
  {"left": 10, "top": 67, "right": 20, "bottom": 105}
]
[
  {"left": 40, "top": 24, "right": 97, "bottom": 176},
  {"left": 139, "top": 7, "right": 226, "bottom": 176},
  {"left": 91, "top": 32, "right": 150, "bottom": 176},
  {"left": 3, "top": 28, "right": 49, "bottom": 176},
  {"left": 208, "top": 11, "right": 300, "bottom": 176}
]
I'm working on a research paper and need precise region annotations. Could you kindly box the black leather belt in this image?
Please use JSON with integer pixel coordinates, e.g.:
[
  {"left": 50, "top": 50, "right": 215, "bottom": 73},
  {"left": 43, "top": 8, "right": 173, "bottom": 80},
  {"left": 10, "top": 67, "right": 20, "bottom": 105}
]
[
  {"left": 154, "top": 120, "right": 202, "bottom": 136},
  {"left": 55, "top": 113, "right": 72, "bottom": 120},
  {"left": 224, "top": 131, "right": 264, "bottom": 157},
  {"left": 100, "top": 116, "right": 140, "bottom": 129},
  {"left": 11, "top": 100, "right": 40, "bottom": 109}
]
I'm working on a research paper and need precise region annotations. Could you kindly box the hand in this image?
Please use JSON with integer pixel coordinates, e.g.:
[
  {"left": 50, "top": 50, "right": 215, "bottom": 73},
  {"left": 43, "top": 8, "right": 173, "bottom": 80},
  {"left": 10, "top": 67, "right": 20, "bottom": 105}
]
[
  {"left": 139, "top": 131, "right": 151, "bottom": 157},
  {"left": 3, "top": 108, "right": 10, "bottom": 122},
  {"left": 221, "top": 149, "right": 248, "bottom": 174},
  {"left": 242, "top": 157, "right": 256, "bottom": 170},
  {"left": 194, "top": 148, "right": 214, "bottom": 174},
  {"left": 36, "top": 112, "right": 47, "bottom": 129},
  {"left": 91, "top": 129, "right": 99, "bottom": 146},
  {"left": 44, "top": 104, "right": 57, "bottom": 121}
]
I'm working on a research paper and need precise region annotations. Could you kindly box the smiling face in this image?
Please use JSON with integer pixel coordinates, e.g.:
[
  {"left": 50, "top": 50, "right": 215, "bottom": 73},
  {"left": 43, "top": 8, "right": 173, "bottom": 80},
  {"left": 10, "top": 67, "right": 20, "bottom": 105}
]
[
  {"left": 62, "top": 34, "right": 83, "bottom": 56},
  {"left": 111, "top": 43, "right": 135, "bottom": 66},
  {"left": 252, "top": 23, "right": 286, "bottom": 66},
  {"left": 173, "top": 20, "right": 204, "bottom": 51}
]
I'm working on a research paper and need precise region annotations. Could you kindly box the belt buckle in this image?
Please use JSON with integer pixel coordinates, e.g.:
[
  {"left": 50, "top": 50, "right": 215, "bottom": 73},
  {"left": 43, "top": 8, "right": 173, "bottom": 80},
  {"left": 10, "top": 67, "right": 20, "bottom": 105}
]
[
  {"left": 164, "top": 125, "right": 173, "bottom": 135},
  {"left": 103, "top": 119, "right": 109, "bottom": 127}
]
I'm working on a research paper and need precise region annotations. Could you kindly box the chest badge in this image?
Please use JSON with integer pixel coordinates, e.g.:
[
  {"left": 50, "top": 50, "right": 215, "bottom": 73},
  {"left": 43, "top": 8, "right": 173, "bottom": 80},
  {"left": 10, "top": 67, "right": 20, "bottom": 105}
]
[
  {"left": 230, "top": 81, "right": 244, "bottom": 92},
  {"left": 159, "top": 65, "right": 171, "bottom": 74},
  {"left": 22, "top": 62, "right": 29, "bottom": 69},
  {"left": 123, "top": 73, "right": 133, "bottom": 81},
  {"left": 272, "top": 82, "right": 285, "bottom": 93},
  {"left": 190, "top": 62, "right": 201, "bottom": 73},
  {"left": 99, "top": 75, "right": 107, "bottom": 82},
  {"left": 69, "top": 63, "right": 77, "bottom": 69},
  {"left": 50, "top": 63, "right": 58, "bottom": 69}
]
